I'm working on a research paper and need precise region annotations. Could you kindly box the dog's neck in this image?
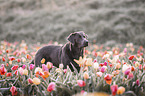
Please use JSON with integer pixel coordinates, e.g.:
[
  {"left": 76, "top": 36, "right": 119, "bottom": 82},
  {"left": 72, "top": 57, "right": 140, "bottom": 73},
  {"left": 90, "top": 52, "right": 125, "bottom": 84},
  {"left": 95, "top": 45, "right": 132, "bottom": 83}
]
[{"left": 68, "top": 43, "right": 83, "bottom": 59}]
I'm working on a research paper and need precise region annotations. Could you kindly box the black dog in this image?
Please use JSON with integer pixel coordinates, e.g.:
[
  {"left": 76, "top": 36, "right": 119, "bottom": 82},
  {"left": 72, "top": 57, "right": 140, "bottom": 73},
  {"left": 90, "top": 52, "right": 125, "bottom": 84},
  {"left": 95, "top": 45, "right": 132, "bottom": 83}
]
[{"left": 33, "top": 31, "right": 88, "bottom": 72}]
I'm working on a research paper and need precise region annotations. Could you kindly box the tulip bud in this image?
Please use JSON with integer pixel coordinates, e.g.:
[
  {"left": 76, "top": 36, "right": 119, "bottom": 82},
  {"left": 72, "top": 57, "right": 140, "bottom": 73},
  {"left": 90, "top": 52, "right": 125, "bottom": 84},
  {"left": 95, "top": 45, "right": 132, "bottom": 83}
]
[{"left": 136, "top": 79, "right": 140, "bottom": 86}]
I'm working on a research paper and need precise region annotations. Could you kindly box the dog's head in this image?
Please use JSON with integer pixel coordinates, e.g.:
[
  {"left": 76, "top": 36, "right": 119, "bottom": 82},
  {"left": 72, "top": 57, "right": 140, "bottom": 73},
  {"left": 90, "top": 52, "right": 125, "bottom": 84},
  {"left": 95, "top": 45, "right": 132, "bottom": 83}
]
[{"left": 67, "top": 31, "right": 88, "bottom": 48}]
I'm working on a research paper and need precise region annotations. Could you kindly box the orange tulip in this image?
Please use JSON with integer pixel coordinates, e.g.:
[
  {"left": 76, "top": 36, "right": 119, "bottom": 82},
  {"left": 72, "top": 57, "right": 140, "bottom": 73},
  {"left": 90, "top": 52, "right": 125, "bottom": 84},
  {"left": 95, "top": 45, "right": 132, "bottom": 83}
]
[{"left": 104, "top": 74, "right": 112, "bottom": 85}]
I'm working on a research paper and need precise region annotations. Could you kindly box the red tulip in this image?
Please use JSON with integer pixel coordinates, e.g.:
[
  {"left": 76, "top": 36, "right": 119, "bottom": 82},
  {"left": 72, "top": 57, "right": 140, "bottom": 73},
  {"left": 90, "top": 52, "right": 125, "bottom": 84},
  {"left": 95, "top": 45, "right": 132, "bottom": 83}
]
[
  {"left": 6, "top": 72, "right": 12, "bottom": 77},
  {"left": 2, "top": 57, "right": 5, "bottom": 62},
  {"left": 47, "top": 82, "right": 55, "bottom": 92},
  {"left": 63, "top": 69, "right": 67, "bottom": 73},
  {"left": 128, "top": 55, "right": 135, "bottom": 60},
  {"left": 17, "top": 59, "right": 21, "bottom": 63},
  {"left": 77, "top": 80, "right": 86, "bottom": 87},
  {"left": 0, "top": 66, "right": 7, "bottom": 75},
  {"left": 10, "top": 86, "right": 18, "bottom": 96},
  {"left": 111, "top": 84, "right": 118, "bottom": 96},
  {"left": 9, "top": 57, "right": 15, "bottom": 61},
  {"left": 11, "top": 65, "right": 19, "bottom": 71},
  {"left": 104, "top": 74, "right": 112, "bottom": 85}
]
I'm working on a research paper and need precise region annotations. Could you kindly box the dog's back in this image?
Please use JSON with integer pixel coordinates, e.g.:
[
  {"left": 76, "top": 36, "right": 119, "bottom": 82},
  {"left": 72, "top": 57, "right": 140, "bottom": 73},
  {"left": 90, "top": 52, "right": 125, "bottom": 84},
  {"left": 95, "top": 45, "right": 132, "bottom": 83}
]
[{"left": 34, "top": 45, "right": 62, "bottom": 67}]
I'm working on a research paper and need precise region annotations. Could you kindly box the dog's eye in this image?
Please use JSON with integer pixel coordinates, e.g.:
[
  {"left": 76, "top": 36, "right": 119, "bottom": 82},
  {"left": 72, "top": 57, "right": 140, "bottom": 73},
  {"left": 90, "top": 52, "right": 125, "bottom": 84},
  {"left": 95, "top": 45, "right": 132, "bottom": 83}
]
[
  {"left": 79, "top": 35, "right": 82, "bottom": 38},
  {"left": 83, "top": 36, "right": 86, "bottom": 38}
]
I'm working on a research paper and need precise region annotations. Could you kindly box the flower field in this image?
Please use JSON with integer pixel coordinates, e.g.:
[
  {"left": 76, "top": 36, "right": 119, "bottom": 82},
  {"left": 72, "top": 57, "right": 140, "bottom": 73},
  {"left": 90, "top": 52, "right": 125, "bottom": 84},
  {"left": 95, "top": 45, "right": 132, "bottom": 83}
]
[{"left": 0, "top": 40, "right": 145, "bottom": 96}]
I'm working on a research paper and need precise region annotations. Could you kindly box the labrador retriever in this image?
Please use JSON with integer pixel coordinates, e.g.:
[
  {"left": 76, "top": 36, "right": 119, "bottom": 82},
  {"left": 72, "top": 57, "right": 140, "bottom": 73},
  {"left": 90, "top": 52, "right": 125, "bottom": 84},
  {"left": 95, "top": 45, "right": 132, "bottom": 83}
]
[{"left": 33, "top": 31, "right": 88, "bottom": 72}]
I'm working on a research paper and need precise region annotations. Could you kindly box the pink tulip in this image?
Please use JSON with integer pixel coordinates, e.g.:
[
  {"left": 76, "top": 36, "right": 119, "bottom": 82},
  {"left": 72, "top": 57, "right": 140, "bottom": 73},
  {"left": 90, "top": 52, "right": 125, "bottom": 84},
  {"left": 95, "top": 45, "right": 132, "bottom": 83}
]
[
  {"left": 30, "top": 64, "right": 35, "bottom": 70},
  {"left": 47, "top": 82, "right": 55, "bottom": 92},
  {"left": 77, "top": 80, "right": 86, "bottom": 87},
  {"left": 10, "top": 86, "right": 18, "bottom": 96}
]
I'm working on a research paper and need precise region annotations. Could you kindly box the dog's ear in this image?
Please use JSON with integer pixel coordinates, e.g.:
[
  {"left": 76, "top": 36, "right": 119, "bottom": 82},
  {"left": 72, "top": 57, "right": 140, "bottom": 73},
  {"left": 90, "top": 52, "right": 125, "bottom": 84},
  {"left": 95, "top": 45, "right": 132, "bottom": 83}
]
[{"left": 67, "top": 33, "right": 76, "bottom": 45}]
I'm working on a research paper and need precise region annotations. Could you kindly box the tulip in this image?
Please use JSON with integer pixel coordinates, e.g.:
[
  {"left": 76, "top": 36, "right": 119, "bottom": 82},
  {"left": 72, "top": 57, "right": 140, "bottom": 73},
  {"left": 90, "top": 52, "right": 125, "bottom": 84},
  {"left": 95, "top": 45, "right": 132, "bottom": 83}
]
[
  {"left": 9, "top": 61, "right": 12, "bottom": 65},
  {"left": 17, "top": 59, "right": 21, "bottom": 63},
  {"left": 9, "top": 57, "right": 15, "bottom": 61},
  {"left": 14, "top": 70, "right": 18, "bottom": 75},
  {"left": 11, "top": 65, "right": 19, "bottom": 71},
  {"left": 93, "top": 62, "right": 99, "bottom": 70},
  {"left": 10, "top": 86, "right": 18, "bottom": 96},
  {"left": 41, "top": 58, "right": 45, "bottom": 64},
  {"left": 124, "top": 68, "right": 130, "bottom": 75},
  {"left": 117, "top": 86, "right": 125, "bottom": 95},
  {"left": 22, "top": 57, "right": 26, "bottom": 63},
  {"left": 6, "top": 72, "right": 12, "bottom": 77},
  {"left": 110, "top": 84, "right": 118, "bottom": 96},
  {"left": 59, "top": 64, "right": 64, "bottom": 69},
  {"left": 22, "top": 64, "right": 26, "bottom": 69},
  {"left": 74, "top": 56, "right": 86, "bottom": 66},
  {"left": 77, "top": 80, "right": 86, "bottom": 87},
  {"left": 139, "top": 64, "right": 142, "bottom": 70},
  {"left": 96, "top": 72, "right": 103, "bottom": 77},
  {"left": 122, "top": 64, "right": 131, "bottom": 72},
  {"left": 136, "top": 79, "right": 140, "bottom": 86},
  {"left": 47, "top": 82, "right": 56, "bottom": 92},
  {"left": 33, "top": 77, "right": 41, "bottom": 85},
  {"left": 143, "top": 64, "right": 145, "bottom": 70},
  {"left": 100, "top": 66, "right": 106, "bottom": 73},
  {"left": 127, "top": 72, "right": 134, "bottom": 79},
  {"left": 42, "top": 71, "right": 50, "bottom": 78},
  {"left": 2, "top": 57, "right": 6, "bottom": 62},
  {"left": 42, "top": 64, "right": 48, "bottom": 71},
  {"left": 85, "top": 58, "right": 93, "bottom": 66},
  {"left": 28, "top": 78, "right": 33, "bottom": 84},
  {"left": 26, "top": 54, "right": 32, "bottom": 60},
  {"left": 47, "top": 62, "right": 53, "bottom": 69},
  {"left": 104, "top": 61, "right": 107, "bottom": 66},
  {"left": 104, "top": 74, "right": 112, "bottom": 85},
  {"left": 135, "top": 62, "right": 140, "bottom": 67},
  {"left": 0, "top": 66, "right": 7, "bottom": 75},
  {"left": 23, "top": 69, "right": 28, "bottom": 75},
  {"left": 18, "top": 67, "right": 24, "bottom": 75},
  {"left": 63, "top": 69, "right": 67, "bottom": 73},
  {"left": 83, "top": 72, "right": 89, "bottom": 79},
  {"left": 128, "top": 55, "right": 135, "bottom": 60},
  {"left": 29, "top": 64, "right": 35, "bottom": 70}
]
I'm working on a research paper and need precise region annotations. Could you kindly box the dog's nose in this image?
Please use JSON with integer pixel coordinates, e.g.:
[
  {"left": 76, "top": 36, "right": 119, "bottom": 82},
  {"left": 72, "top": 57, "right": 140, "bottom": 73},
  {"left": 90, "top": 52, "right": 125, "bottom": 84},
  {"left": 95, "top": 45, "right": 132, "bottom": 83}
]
[{"left": 84, "top": 40, "right": 88, "bottom": 46}]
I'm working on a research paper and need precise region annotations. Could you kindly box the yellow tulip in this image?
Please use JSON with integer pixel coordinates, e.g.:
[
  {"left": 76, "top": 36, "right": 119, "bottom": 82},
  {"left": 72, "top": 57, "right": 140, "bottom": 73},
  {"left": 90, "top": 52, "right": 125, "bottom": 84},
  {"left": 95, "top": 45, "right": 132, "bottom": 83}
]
[
  {"left": 41, "top": 58, "right": 45, "bottom": 64},
  {"left": 85, "top": 58, "right": 93, "bottom": 66},
  {"left": 83, "top": 72, "right": 89, "bottom": 79},
  {"left": 33, "top": 77, "right": 41, "bottom": 85},
  {"left": 74, "top": 56, "right": 86, "bottom": 66},
  {"left": 117, "top": 86, "right": 125, "bottom": 95},
  {"left": 23, "top": 69, "right": 28, "bottom": 75}
]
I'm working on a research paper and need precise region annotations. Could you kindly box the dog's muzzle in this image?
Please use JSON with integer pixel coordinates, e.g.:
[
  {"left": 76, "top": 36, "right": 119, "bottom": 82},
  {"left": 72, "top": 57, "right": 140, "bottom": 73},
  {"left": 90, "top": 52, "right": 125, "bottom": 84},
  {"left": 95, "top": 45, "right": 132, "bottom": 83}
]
[{"left": 84, "top": 40, "right": 88, "bottom": 47}]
